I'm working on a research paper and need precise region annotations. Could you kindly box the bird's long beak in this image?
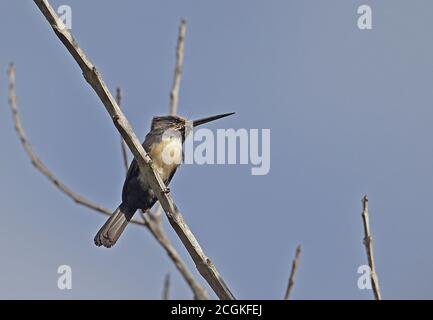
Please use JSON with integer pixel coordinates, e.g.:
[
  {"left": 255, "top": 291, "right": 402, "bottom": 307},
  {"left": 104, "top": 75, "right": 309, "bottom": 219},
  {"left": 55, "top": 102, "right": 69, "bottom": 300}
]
[{"left": 192, "top": 112, "right": 235, "bottom": 127}]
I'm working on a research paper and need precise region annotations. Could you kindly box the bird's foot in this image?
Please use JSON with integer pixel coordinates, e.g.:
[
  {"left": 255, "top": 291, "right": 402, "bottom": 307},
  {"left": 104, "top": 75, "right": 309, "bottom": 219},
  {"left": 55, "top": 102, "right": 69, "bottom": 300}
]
[{"left": 162, "top": 187, "right": 170, "bottom": 194}]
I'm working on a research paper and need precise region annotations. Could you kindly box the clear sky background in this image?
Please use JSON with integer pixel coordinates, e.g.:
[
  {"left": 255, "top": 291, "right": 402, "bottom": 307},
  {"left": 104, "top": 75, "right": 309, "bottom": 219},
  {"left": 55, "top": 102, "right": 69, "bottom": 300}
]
[{"left": 1, "top": 0, "right": 433, "bottom": 299}]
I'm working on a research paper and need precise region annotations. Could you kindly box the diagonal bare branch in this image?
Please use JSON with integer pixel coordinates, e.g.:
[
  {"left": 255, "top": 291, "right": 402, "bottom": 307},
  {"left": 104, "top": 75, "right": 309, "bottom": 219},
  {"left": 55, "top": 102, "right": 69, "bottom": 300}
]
[
  {"left": 284, "top": 245, "right": 301, "bottom": 300},
  {"left": 33, "top": 0, "right": 235, "bottom": 300},
  {"left": 116, "top": 87, "right": 129, "bottom": 174},
  {"left": 361, "top": 195, "right": 382, "bottom": 300}
]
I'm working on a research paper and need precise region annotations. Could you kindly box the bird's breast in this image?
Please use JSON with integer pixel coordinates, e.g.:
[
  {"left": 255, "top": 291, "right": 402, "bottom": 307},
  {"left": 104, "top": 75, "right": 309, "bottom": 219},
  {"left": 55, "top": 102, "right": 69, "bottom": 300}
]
[{"left": 147, "top": 138, "right": 182, "bottom": 181}]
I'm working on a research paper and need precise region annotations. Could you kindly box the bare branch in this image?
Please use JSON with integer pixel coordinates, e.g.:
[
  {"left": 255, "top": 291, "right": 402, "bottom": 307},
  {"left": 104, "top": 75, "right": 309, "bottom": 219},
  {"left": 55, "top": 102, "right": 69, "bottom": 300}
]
[
  {"left": 33, "top": 0, "right": 235, "bottom": 300},
  {"left": 162, "top": 273, "right": 171, "bottom": 300},
  {"left": 116, "top": 87, "right": 129, "bottom": 174},
  {"left": 284, "top": 245, "right": 301, "bottom": 300},
  {"left": 361, "top": 195, "right": 382, "bottom": 300},
  {"left": 7, "top": 63, "right": 143, "bottom": 226},
  {"left": 169, "top": 18, "right": 186, "bottom": 116}
]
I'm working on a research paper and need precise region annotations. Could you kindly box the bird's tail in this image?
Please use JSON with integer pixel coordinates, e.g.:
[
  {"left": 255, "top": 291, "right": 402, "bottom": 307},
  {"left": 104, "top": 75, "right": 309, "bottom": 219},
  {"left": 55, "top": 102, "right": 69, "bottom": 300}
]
[{"left": 94, "top": 203, "right": 136, "bottom": 248}]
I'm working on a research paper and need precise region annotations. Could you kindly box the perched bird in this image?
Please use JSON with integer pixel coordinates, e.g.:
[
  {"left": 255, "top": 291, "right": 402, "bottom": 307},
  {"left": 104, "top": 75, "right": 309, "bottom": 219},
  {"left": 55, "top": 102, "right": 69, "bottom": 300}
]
[{"left": 94, "top": 112, "right": 235, "bottom": 248}]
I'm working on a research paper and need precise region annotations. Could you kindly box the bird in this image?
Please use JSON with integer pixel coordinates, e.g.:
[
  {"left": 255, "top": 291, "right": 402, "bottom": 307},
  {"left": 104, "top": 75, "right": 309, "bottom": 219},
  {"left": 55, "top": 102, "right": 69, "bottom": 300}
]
[{"left": 94, "top": 112, "right": 235, "bottom": 248}]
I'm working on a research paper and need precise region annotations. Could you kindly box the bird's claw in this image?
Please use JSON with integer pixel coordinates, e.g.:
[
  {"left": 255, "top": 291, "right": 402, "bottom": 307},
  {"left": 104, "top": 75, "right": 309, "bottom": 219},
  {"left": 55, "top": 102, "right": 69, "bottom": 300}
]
[{"left": 162, "top": 188, "right": 170, "bottom": 194}]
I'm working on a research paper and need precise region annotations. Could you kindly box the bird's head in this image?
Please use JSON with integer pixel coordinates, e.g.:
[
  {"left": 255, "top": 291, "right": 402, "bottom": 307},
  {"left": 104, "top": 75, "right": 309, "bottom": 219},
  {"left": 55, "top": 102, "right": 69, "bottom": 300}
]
[{"left": 151, "top": 112, "right": 235, "bottom": 139}]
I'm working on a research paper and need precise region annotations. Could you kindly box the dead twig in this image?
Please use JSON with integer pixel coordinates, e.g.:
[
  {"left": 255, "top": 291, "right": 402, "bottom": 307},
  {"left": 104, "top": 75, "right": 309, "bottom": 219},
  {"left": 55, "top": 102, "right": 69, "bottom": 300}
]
[
  {"left": 7, "top": 63, "right": 143, "bottom": 225},
  {"left": 361, "top": 195, "right": 382, "bottom": 300},
  {"left": 162, "top": 273, "right": 170, "bottom": 300},
  {"left": 284, "top": 245, "right": 301, "bottom": 299},
  {"left": 169, "top": 18, "right": 186, "bottom": 116},
  {"left": 116, "top": 87, "right": 129, "bottom": 174}
]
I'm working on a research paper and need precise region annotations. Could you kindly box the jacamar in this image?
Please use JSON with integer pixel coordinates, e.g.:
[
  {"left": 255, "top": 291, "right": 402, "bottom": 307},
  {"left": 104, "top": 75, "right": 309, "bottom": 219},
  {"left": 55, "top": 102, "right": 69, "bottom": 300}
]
[{"left": 94, "top": 112, "right": 234, "bottom": 248}]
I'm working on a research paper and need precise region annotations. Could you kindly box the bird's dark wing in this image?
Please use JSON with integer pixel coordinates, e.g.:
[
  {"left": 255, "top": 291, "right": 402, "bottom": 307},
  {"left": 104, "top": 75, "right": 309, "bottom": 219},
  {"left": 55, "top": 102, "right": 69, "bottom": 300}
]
[
  {"left": 121, "top": 134, "right": 161, "bottom": 201},
  {"left": 122, "top": 158, "right": 138, "bottom": 201},
  {"left": 123, "top": 154, "right": 178, "bottom": 197}
]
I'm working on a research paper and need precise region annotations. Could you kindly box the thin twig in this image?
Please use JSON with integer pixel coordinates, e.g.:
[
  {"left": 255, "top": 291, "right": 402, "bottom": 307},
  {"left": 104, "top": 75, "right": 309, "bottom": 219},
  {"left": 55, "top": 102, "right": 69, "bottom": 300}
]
[
  {"left": 162, "top": 273, "right": 171, "bottom": 300},
  {"left": 361, "top": 195, "right": 382, "bottom": 300},
  {"left": 7, "top": 63, "right": 208, "bottom": 300},
  {"left": 33, "top": 0, "right": 234, "bottom": 300},
  {"left": 169, "top": 18, "right": 186, "bottom": 116},
  {"left": 7, "top": 63, "right": 143, "bottom": 226},
  {"left": 116, "top": 87, "right": 129, "bottom": 174},
  {"left": 284, "top": 245, "right": 301, "bottom": 300}
]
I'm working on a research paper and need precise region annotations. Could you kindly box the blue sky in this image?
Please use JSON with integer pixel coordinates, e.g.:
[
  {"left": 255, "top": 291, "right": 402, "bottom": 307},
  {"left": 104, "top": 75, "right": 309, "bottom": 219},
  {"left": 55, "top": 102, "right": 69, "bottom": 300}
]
[{"left": 1, "top": 0, "right": 433, "bottom": 299}]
